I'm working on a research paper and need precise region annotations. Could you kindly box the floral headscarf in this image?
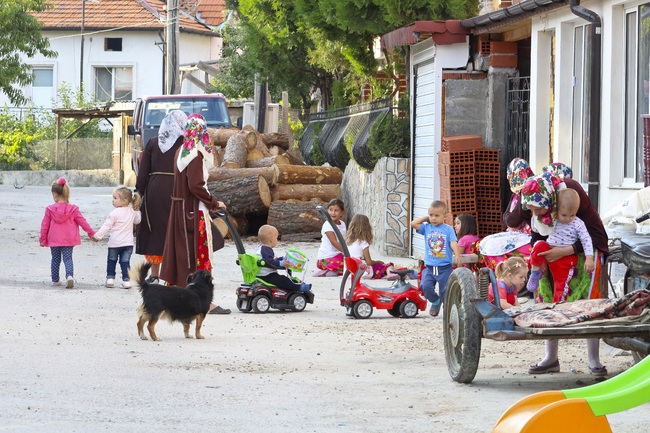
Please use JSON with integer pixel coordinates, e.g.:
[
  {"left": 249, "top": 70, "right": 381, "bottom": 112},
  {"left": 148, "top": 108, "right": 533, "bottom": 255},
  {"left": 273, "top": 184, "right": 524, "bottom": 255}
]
[
  {"left": 521, "top": 172, "right": 566, "bottom": 236},
  {"left": 177, "top": 114, "right": 213, "bottom": 173},
  {"left": 158, "top": 110, "right": 188, "bottom": 153},
  {"left": 507, "top": 158, "right": 535, "bottom": 193},
  {"left": 542, "top": 162, "right": 573, "bottom": 179}
]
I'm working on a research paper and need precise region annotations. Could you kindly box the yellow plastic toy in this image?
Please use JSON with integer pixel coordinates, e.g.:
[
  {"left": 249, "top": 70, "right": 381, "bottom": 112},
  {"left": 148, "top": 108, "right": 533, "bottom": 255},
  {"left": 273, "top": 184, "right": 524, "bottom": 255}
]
[{"left": 492, "top": 354, "right": 650, "bottom": 432}]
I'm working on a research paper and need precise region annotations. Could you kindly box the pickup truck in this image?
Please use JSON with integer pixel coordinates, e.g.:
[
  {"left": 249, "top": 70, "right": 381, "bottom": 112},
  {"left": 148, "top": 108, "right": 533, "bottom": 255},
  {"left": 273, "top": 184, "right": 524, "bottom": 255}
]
[{"left": 127, "top": 93, "right": 233, "bottom": 173}]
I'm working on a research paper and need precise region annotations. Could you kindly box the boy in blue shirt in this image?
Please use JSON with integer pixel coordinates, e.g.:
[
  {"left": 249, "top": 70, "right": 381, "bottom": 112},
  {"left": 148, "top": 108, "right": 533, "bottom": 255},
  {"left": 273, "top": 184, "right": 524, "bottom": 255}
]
[{"left": 410, "top": 200, "right": 460, "bottom": 316}]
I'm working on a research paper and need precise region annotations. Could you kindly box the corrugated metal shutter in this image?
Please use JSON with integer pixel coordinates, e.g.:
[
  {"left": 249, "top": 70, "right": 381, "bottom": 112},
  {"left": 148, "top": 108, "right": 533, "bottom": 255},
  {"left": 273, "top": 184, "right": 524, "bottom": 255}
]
[{"left": 411, "top": 56, "right": 437, "bottom": 259}]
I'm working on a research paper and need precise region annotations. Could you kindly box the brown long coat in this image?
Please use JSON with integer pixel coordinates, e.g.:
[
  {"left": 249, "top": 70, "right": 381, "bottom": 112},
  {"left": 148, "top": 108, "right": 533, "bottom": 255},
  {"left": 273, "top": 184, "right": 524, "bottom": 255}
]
[
  {"left": 135, "top": 136, "right": 183, "bottom": 256},
  {"left": 160, "top": 149, "right": 224, "bottom": 287}
]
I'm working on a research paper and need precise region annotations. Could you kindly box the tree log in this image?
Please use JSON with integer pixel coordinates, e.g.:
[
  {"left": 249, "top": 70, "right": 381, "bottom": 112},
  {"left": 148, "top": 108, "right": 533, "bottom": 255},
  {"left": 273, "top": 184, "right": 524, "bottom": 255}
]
[
  {"left": 229, "top": 214, "right": 249, "bottom": 236},
  {"left": 280, "top": 232, "right": 321, "bottom": 242},
  {"left": 270, "top": 184, "right": 340, "bottom": 202},
  {"left": 246, "top": 148, "right": 266, "bottom": 162},
  {"left": 267, "top": 200, "right": 325, "bottom": 235},
  {"left": 207, "top": 175, "right": 271, "bottom": 216},
  {"left": 261, "top": 132, "right": 289, "bottom": 150},
  {"left": 207, "top": 166, "right": 274, "bottom": 185},
  {"left": 273, "top": 165, "right": 343, "bottom": 185},
  {"left": 213, "top": 147, "right": 225, "bottom": 167},
  {"left": 208, "top": 127, "right": 240, "bottom": 147},
  {"left": 212, "top": 218, "right": 229, "bottom": 238},
  {"left": 246, "top": 154, "right": 291, "bottom": 168},
  {"left": 221, "top": 133, "right": 249, "bottom": 168}
]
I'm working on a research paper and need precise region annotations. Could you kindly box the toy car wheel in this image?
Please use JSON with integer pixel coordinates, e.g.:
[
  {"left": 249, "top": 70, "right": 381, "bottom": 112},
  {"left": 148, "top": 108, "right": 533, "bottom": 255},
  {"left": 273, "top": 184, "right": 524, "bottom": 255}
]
[
  {"left": 399, "top": 300, "right": 419, "bottom": 318},
  {"left": 353, "top": 300, "right": 373, "bottom": 319},
  {"left": 289, "top": 293, "right": 307, "bottom": 312},
  {"left": 252, "top": 295, "right": 270, "bottom": 313},
  {"left": 387, "top": 303, "right": 401, "bottom": 317},
  {"left": 443, "top": 268, "right": 482, "bottom": 384}
]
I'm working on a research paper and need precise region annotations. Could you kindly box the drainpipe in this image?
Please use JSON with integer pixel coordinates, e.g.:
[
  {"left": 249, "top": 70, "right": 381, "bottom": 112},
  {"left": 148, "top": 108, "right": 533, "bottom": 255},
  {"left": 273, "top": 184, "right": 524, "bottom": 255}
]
[{"left": 569, "top": 0, "right": 601, "bottom": 210}]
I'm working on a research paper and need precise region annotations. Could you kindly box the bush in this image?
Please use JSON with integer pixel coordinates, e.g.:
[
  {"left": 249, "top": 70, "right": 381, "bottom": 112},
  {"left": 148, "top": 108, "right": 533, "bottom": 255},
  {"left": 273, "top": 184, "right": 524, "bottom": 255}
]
[
  {"left": 0, "top": 111, "right": 42, "bottom": 170},
  {"left": 366, "top": 110, "right": 410, "bottom": 164}
]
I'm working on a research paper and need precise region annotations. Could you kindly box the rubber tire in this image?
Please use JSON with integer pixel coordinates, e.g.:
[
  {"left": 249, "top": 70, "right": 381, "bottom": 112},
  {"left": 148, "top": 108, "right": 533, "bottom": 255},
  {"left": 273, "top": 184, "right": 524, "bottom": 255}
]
[
  {"left": 290, "top": 293, "right": 307, "bottom": 312},
  {"left": 353, "top": 300, "right": 373, "bottom": 319},
  {"left": 443, "top": 267, "right": 482, "bottom": 383},
  {"left": 252, "top": 295, "right": 270, "bottom": 313},
  {"left": 387, "top": 303, "right": 401, "bottom": 317},
  {"left": 399, "top": 300, "right": 419, "bottom": 318}
]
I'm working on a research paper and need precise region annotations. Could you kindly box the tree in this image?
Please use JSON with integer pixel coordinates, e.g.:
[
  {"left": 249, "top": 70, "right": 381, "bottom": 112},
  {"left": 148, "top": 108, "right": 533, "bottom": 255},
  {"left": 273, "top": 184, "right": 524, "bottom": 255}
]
[{"left": 0, "top": 0, "right": 57, "bottom": 106}]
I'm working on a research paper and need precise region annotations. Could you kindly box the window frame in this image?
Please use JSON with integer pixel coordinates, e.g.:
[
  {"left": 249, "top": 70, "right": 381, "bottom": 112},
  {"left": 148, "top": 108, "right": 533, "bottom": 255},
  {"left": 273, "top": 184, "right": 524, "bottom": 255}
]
[{"left": 93, "top": 65, "right": 133, "bottom": 101}]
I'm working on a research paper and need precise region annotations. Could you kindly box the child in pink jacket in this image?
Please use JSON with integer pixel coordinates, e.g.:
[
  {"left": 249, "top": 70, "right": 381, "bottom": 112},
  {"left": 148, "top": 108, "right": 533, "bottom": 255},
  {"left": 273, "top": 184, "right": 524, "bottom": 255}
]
[{"left": 39, "top": 178, "right": 96, "bottom": 288}]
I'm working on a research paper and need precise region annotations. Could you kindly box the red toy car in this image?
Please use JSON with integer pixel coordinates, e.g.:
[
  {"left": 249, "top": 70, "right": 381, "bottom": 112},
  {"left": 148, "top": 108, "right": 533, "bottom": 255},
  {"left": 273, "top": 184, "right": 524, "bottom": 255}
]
[{"left": 316, "top": 206, "right": 427, "bottom": 319}]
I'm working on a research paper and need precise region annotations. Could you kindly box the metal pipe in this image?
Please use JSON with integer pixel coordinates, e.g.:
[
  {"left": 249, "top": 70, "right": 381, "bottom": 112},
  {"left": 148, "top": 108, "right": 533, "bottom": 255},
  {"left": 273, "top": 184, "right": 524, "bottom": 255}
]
[{"left": 569, "top": 0, "right": 601, "bottom": 210}]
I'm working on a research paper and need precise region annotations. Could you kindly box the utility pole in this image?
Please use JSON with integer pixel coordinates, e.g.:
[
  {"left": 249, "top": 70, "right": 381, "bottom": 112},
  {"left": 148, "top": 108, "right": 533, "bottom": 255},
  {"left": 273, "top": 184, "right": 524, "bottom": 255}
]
[
  {"left": 80, "top": 0, "right": 85, "bottom": 88},
  {"left": 165, "top": 0, "right": 180, "bottom": 94}
]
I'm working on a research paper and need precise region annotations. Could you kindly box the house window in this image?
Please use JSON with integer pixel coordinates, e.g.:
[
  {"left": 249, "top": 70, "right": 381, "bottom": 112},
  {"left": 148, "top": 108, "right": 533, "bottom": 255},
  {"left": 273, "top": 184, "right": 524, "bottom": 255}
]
[
  {"left": 94, "top": 66, "right": 132, "bottom": 101},
  {"left": 624, "top": 3, "right": 650, "bottom": 184},
  {"left": 571, "top": 24, "right": 592, "bottom": 184},
  {"left": 104, "top": 38, "right": 122, "bottom": 52},
  {"left": 31, "top": 67, "right": 54, "bottom": 108}
]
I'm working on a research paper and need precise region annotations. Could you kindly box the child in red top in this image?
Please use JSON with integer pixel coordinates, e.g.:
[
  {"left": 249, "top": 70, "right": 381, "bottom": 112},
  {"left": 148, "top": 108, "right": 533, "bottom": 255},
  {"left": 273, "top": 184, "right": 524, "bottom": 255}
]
[
  {"left": 488, "top": 257, "right": 527, "bottom": 310},
  {"left": 39, "top": 178, "right": 96, "bottom": 288}
]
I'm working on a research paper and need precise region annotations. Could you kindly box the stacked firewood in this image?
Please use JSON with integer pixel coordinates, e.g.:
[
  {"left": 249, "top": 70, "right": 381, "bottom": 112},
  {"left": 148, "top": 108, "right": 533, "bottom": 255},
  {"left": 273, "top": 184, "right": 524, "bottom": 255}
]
[{"left": 206, "top": 125, "right": 342, "bottom": 240}]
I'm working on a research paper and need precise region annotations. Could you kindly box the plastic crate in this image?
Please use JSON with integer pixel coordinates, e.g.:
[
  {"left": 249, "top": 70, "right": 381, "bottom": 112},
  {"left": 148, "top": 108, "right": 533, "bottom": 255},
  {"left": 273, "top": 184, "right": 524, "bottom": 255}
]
[
  {"left": 438, "top": 161, "right": 475, "bottom": 177},
  {"left": 476, "top": 186, "right": 501, "bottom": 201},
  {"left": 476, "top": 197, "right": 501, "bottom": 211},
  {"left": 440, "top": 174, "right": 475, "bottom": 189},
  {"left": 474, "top": 148, "right": 499, "bottom": 162},
  {"left": 439, "top": 151, "right": 475, "bottom": 165},
  {"left": 475, "top": 172, "right": 500, "bottom": 187},
  {"left": 441, "top": 135, "right": 483, "bottom": 152},
  {"left": 440, "top": 186, "right": 476, "bottom": 204}
]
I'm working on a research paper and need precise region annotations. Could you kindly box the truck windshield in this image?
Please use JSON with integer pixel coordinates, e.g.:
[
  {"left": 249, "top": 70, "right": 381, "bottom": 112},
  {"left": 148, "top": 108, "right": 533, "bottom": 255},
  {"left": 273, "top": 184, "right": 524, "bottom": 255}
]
[{"left": 144, "top": 97, "right": 231, "bottom": 127}]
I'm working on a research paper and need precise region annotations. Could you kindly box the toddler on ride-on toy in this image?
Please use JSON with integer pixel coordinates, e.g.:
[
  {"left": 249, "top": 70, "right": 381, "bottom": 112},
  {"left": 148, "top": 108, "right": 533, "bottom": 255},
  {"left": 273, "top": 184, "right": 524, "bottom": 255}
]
[{"left": 256, "top": 225, "right": 312, "bottom": 293}]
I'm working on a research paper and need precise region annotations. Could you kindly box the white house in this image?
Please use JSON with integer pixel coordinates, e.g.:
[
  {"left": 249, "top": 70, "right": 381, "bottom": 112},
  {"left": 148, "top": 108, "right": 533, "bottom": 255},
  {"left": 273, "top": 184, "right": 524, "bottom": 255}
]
[{"left": 2, "top": 0, "right": 227, "bottom": 111}]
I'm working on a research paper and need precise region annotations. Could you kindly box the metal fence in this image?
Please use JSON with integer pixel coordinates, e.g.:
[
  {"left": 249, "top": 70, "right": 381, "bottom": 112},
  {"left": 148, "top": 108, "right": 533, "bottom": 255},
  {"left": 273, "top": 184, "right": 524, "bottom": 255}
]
[{"left": 299, "top": 98, "right": 408, "bottom": 170}]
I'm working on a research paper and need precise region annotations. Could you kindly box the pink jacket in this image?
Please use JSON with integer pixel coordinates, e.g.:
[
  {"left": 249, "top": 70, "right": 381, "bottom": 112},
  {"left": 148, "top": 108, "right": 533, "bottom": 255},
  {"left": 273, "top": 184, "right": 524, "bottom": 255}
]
[{"left": 40, "top": 202, "right": 96, "bottom": 247}]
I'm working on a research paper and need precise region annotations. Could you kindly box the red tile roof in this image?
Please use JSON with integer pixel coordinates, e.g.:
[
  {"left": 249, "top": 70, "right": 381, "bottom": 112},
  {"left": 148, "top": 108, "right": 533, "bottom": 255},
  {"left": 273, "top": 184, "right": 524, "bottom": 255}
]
[
  {"left": 33, "top": 0, "right": 215, "bottom": 35},
  {"left": 381, "top": 21, "right": 468, "bottom": 50},
  {"left": 191, "top": 0, "right": 227, "bottom": 27}
]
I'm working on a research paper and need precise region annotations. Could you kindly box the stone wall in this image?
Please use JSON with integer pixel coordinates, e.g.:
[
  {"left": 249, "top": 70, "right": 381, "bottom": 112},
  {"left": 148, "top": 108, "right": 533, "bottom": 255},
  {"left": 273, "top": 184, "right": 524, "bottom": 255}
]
[
  {"left": 0, "top": 169, "right": 123, "bottom": 187},
  {"left": 341, "top": 157, "right": 410, "bottom": 257}
]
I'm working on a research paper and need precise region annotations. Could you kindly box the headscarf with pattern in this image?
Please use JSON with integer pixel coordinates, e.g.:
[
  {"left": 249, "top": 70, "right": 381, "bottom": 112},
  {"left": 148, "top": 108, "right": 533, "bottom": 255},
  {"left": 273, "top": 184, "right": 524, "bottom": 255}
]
[
  {"left": 521, "top": 172, "right": 566, "bottom": 236},
  {"left": 507, "top": 158, "right": 535, "bottom": 193},
  {"left": 158, "top": 110, "right": 188, "bottom": 153},
  {"left": 176, "top": 114, "right": 214, "bottom": 173},
  {"left": 542, "top": 162, "right": 573, "bottom": 179}
]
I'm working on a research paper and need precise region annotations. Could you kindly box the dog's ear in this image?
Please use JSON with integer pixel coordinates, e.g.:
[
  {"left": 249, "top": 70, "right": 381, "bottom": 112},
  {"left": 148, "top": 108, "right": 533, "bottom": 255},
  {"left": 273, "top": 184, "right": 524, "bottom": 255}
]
[{"left": 187, "top": 272, "right": 195, "bottom": 284}]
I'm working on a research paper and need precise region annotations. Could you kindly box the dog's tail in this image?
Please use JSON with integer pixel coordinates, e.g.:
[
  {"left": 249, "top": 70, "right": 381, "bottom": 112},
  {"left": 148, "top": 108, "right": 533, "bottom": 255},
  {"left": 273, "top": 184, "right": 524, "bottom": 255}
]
[{"left": 130, "top": 261, "right": 153, "bottom": 295}]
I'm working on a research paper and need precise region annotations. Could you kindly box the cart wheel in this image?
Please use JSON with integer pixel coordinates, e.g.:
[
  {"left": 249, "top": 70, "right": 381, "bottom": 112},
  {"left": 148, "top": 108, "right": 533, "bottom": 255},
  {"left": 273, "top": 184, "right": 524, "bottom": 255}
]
[
  {"left": 399, "top": 300, "right": 419, "bottom": 318},
  {"left": 353, "top": 300, "right": 373, "bottom": 319},
  {"left": 443, "top": 268, "right": 482, "bottom": 383},
  {"left": 289, "top": 293, "right": 307, "bottom": 312},
  {"left": 387, "top": 304, "right": 401, "bottom": 317},
  {"left": 252, "top": 295, "right": 270, "bottom": 313}
]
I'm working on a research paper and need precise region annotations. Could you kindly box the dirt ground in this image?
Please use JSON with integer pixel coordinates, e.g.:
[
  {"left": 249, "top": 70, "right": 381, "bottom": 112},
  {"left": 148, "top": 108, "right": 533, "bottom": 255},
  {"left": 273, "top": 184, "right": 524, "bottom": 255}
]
[{"left": 1, "top": 185, "right": 647, "bottom": 432}]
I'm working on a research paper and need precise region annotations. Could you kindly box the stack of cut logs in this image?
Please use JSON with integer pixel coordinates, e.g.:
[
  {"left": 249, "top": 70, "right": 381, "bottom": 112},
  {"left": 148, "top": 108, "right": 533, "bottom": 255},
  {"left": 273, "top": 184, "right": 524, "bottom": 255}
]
[{"left": 206, "top": 125, "right": 342, "bottom": 240}]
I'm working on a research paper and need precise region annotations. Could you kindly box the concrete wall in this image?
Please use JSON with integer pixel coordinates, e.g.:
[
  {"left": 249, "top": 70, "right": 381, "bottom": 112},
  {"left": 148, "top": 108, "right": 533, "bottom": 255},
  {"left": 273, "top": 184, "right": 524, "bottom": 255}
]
[
  {"left": 0, "top": 170, "right": 123, "bottom": 187},
  {"left": 443, "top": 79, "right": 489, "bottom": 140},
  {"left": 342, "top": 157, "right": 410, "bottom": 257}
]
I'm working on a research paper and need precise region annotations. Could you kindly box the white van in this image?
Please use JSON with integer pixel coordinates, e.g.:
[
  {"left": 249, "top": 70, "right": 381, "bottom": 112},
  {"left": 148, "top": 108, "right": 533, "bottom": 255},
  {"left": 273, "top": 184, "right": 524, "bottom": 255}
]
[{"left": 127, "top": 93, "right": 232, "bottom": 173}]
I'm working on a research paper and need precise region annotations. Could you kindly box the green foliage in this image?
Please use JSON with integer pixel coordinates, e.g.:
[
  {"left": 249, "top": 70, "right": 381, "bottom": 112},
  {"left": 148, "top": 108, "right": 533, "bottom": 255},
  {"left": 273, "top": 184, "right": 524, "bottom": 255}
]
[
  {"left": 309, "top": 122, "right": 326, "bottom": 166},
  {"left": 0, "top": 109, "right": 41, "bottom": 169},
  {"left": 0, "top": 0, "right": 57, "bottom": 106},
  {"left": 0, "top": 84, "right": 112, "bottom": 170},
  {"left": 366, "top": 110, "right": 411, "bottom": 166}
]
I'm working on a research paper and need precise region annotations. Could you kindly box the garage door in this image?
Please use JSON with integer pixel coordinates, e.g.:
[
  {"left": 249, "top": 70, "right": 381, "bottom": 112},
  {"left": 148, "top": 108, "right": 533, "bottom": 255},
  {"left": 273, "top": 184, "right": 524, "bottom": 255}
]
[{"left": 411, "top": 58, "right": 438, "bottom": 259}]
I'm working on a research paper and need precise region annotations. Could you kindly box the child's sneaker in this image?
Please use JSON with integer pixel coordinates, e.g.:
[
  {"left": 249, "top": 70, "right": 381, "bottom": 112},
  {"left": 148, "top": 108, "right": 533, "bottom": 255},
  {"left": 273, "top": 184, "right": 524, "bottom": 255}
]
[
  {"left": 300, "top": 283, "right": 312, "bottom": 292},
  {"left": 386, "top": 272, "right": 399, "bottom": 281},
  {"left": 105, "top": 278, "right": 115, "bottom": 288},
  {"left": 324, "top": 271, "right": 339, "bottom": 277},
  {"left": 66, "top": 276, "right": 75, "bottom": 289},
  {"left": 52, "top": 281, "right": 63, "bottom": 286},
  {"left": 121, "top": 281, "right": 132, "bottom": 289},
  {"left": 146, "top": 276, "right": 159, "bottom": 284},
  {"left": 312, "top": 269, "right": 328, "bottom": 277}
]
